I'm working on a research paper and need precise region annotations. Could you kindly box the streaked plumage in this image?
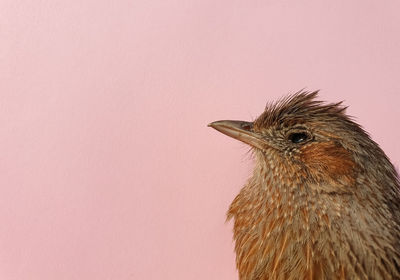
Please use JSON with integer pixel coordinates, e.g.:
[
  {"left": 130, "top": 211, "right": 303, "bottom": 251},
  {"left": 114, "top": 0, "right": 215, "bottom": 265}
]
[{"left": 209, "top": 91, "right": 400, "bottom": 279}]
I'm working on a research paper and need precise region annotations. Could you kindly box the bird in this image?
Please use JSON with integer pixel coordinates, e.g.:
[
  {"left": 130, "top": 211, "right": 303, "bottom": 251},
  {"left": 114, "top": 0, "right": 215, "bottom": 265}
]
[{"left": 208, "top": 90, "right": 400, "bottom": 280}]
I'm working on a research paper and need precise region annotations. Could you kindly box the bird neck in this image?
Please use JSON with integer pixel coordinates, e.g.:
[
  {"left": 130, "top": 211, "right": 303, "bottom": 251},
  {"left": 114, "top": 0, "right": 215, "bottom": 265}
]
[
  {"left": 228, "top": 164, "right": 320, "bottom": 279},
  {"left": 227, "top": 163, "right": 400, "bottom": 279}
]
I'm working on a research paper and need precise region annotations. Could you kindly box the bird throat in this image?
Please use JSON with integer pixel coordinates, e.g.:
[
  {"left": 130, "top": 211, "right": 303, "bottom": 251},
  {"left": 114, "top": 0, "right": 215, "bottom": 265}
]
[{"left": 227, "top": 159, "right": 342, "bottom": 280}]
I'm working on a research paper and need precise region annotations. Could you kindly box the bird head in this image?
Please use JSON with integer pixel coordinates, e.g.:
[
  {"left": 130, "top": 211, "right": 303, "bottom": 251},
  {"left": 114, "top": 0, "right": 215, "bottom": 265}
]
[{"left": 209, "top": 90, "right": 397, "bottom": 196}]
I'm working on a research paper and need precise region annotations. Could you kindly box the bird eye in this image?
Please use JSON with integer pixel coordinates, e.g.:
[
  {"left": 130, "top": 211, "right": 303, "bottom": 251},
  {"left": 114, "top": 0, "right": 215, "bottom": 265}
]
[{"left": 288, "top": 132, "right": 309, "bottom": 144}]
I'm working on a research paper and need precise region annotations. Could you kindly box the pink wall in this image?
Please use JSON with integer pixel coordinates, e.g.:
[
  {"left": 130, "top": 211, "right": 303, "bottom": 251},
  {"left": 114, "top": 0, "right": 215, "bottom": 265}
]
[{"left": 1, "top": 1, "right": 399, "bottom": 279}]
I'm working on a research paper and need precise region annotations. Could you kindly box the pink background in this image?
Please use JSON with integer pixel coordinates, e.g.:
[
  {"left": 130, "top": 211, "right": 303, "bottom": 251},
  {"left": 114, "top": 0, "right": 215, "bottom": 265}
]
[{"left": 1, "top": 1, "right": 400, "bottom": 279}]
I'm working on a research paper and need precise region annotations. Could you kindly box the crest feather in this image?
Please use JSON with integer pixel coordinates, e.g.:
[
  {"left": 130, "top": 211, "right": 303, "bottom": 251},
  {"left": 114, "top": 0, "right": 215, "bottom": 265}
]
[{"left": 255, "top": 90, "right": 348, "bottom": 127}]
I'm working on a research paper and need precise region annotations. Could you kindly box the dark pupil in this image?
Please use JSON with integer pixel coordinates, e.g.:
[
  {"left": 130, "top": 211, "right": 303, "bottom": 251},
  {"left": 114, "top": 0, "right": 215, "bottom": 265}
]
[{"left": 289, "top": 132, "right": 308, "bottom": 144}]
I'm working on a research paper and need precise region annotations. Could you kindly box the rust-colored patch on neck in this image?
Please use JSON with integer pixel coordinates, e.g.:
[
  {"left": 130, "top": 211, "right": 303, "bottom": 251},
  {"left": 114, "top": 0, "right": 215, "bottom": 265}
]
[{"left": 300, "top": 141, "right": 357, "bottom": 189}]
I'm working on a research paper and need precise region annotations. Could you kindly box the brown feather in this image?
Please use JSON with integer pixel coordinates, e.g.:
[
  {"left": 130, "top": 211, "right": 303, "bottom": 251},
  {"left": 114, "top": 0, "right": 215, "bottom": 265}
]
[{"left": 212, "top": 91, "right": 400, "bottom": 279}]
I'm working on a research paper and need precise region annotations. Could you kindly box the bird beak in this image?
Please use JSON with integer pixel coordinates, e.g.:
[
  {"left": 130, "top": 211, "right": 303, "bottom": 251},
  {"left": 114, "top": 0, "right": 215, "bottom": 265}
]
[{"left": 208, "top": 120, "right": 264, "bottom": 150}]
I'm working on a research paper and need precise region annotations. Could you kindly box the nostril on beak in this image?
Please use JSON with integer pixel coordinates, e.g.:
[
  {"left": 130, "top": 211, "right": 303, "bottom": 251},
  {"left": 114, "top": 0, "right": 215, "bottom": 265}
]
[{"left": 241, "top": 123, "right": 252, "bottom": 130}]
